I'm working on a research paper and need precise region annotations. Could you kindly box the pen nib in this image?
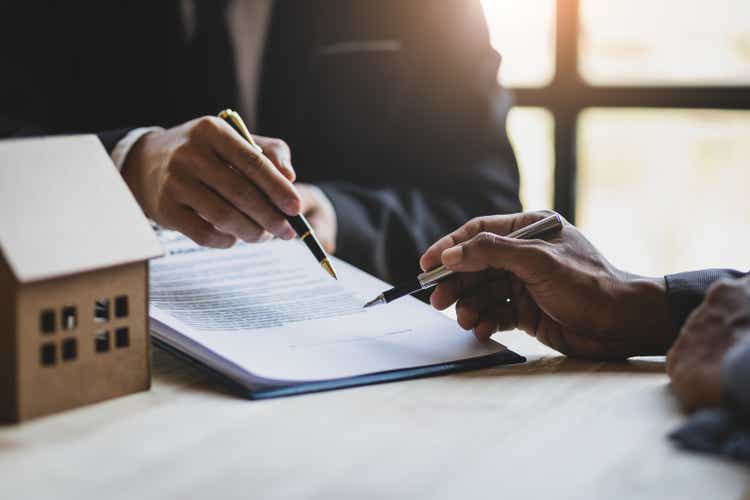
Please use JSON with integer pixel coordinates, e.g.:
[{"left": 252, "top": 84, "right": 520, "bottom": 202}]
[
  {"left": 363, "top": 295, "right": 386, "bottom": 309},
  {"left": 320, "top": 258, "right": 338, "bottom": 280}
]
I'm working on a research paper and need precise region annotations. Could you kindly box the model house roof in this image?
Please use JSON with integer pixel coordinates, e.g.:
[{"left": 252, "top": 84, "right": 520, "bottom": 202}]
[{"left": 0, "top": 135, "right": 163, "bottom": 283}]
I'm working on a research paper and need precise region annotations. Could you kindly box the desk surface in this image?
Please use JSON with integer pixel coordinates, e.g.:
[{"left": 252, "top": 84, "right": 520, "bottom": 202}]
[{"left": 1, "top": 329, "right": 748, "bottom": 500}]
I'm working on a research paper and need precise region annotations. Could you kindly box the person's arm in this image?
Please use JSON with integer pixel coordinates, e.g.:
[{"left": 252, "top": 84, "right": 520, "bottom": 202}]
[{"left": 315, "top": 0, "right": 521, "bottom": 283}]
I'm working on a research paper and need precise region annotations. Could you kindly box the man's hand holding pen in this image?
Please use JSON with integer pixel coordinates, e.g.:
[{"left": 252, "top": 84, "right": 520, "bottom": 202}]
[
  {"left": 419, "top": 211, "right": 676, "bottom": 360},
  {"left": 121, "top": 115, "right": 302, "bottom": 248}
]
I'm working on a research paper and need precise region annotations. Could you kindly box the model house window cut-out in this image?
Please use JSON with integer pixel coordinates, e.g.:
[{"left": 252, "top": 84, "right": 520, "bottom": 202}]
[
  {"left": 40, "top": 343, "right": 56, "bottom": 366},
  {"left": 40, "top": 309, "right": 55, "bottom": 334},
  {"left": 95, "top": 331, "right": 110, "bottom": 353},
  {"left": 62, "top": 338, "right": 77, "bottom": 361},
  {"left": 115, "top": 327, "right": 130, "bottom": 348},
  {"left": 115, "top": 295, "right": 129, "bottom": 318},
  {"left": 62, "top": 306, "right": 77, "bottom": 330},
  {"left": 94, "top": 299, "right": 110, "bottom": 322}
]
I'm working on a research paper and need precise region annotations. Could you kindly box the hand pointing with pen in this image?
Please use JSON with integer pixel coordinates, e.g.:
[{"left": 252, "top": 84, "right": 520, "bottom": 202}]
[
  {"left": 121, "top": 116, "right": 302, "bottom": 248},
  {"left": 419, "top": 210, "right": 676, "bottom": 359}
]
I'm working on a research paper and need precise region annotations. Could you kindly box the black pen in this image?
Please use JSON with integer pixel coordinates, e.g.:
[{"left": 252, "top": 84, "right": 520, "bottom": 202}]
[
  {"left": 218, "top": 109, "right": 337, "bottom": 279},
  {"left": 363, "top": 214, "right": 563, "bottom": 307}
]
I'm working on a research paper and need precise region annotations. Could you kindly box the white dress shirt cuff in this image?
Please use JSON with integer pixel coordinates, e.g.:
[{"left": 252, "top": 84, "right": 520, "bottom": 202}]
[{"left": 110, "top": 126, "right": 164, "bottom": 171}]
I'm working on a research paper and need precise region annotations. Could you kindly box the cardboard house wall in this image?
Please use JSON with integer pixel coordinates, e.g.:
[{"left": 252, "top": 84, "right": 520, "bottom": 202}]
[{"left": 0, "top": 136, "right": 163, "bottom": 421}]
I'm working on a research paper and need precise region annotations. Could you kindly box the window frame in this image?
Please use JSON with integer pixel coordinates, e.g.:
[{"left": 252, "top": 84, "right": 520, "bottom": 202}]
[{"left": 509, "top": 0, "right": 750, "bottom": 222}]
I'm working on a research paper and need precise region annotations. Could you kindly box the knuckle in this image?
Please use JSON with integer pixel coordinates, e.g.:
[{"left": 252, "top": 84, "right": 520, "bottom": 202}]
[
  {"left": 268, "top": 138, "right": 288, "bottom": 152},
  {"left": 535, "top": 209, "right": 558, "bottom": 219},
  {"left": 195, "top": 115, "right": 220, "bottom": 133},
  {"left": 527, "top": 241, "right": 555, "bottom": 264},
  {"left": 474, "top": 231, "right": 498, "bottom": 250},
  {"left": 467, "top": 217, "right": 487, "bottom": 233}
]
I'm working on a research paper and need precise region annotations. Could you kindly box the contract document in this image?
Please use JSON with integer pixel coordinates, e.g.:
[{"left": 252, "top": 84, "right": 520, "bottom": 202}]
[{"left": 149, "top": 232, "right": 524, "bottom": 396}]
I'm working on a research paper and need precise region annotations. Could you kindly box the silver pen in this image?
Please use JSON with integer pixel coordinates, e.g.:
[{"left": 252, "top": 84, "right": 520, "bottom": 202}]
[{"left": 363, "top": 214, "right": 564, "bottom": 308}]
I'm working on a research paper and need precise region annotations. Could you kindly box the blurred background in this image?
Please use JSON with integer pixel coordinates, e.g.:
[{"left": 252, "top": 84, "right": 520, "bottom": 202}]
[{"left": 481, "top": 0, "right": 750, "bottom": 276}]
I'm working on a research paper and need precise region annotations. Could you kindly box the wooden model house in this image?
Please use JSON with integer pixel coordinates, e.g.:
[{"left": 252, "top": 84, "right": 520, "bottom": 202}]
[{"left": 0, "top": 135, "right": 163, "bottom": 421}]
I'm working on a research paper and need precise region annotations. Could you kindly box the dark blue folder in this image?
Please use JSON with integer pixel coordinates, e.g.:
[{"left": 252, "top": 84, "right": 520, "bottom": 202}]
[{"left": 152, "top": 337, "right": 526, "bottom": 399}]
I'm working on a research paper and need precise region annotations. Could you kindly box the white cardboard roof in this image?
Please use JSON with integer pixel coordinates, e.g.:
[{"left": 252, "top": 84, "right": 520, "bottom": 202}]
[{"left": 0, "top": 135, "right": 163, "bottom": 283}]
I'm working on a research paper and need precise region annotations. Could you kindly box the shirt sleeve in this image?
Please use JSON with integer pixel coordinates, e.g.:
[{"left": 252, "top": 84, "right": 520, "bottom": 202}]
[
  {"left": 664, "top": 269, "right": 748, "bottom": 331},
  {"left": 110, "top": 126, "right": 164, "bottom": 171}
]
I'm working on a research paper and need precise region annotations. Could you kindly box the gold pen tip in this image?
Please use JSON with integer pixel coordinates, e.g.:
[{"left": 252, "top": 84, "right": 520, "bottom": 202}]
[{"left": 320, "top": 259, "right": 337, "bottom": 280}]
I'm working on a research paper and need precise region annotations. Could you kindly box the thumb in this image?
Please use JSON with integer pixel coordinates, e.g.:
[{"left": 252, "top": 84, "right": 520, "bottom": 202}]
[{"left": 441, "top": 231, "right": 550, "bottom": 283}]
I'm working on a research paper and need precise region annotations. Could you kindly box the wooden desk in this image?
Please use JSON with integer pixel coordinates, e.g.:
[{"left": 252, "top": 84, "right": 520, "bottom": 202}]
[{"left": 1, "top": 330, "right": 748, "bottom": 499}]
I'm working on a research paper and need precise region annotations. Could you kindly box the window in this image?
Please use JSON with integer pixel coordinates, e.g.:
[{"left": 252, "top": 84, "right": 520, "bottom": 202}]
[
  {"left": 506, "top": 108, "right": 555, "bottom": 210},
  {"left": 579, "top": 0, "right": 750, "bottom": 86},
  {"left": 483, "top": 0, "right": 750, "bottom": 275},
  {"left": 578, "top": 108, "right": 750, "bottom": 275},
  {"left": 480, "top": 0, "right": 556, "bottom": 87}
]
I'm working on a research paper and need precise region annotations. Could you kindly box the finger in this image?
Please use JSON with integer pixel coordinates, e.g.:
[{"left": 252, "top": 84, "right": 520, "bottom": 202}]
[
  {"left": 455, "top": 279, "right": 511, "bottom": 321},
  {"left": 491, "top": 302, "right": 517, "bottom": 332},
  {"left": 430, "top": 271, "right": 510, "bottom": 310},
  {"left": 419, "top": 211, "right": 554, "bottom": 272},
  {"left": 464, "top": 298, "right": 516, "bottom": 340},
  {"left": 187, "top": 152, "right": 295, "bottom": 239},
  {"left": 172, "top": 176, "right": 269, "bottom": 243},
  {"left": 203, "top": 117, "right": 302, "bottom": 216},
  {"left": 456, "top": 301, "right": 480, "bottom": 330},
  {"left": 254, "top": 136, "right": 296, "bottom": 182},
  {"left": 510, "top": 278, "right": 542, "bottom": 335},
  {"left": 441, "top": 231, "right": 553, "bottom": 283},
  {"left": 473, "top": 314, "right": 499, "bottom": 342},
  {"left": 164, "top": 204, "right": 236, "bottom": 248},
  {"left": 430, "top": 272, "right": 487, "bottom": 310}
]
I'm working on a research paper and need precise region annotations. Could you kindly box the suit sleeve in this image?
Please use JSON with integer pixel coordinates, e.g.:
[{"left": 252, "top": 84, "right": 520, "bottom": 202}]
[
  {"left": 664, "top": 269, "right": 748, "bottom": 331},
  {"left": 317, "top": 0, "right": 521, "bottom": 283},
  {"left": 724, "top": 338, "right": 750, "bottom": 415}
]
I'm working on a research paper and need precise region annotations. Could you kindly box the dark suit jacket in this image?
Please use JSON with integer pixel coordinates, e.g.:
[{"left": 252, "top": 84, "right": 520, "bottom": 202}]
[{"left": 0, "top": 0, "right": 521, "bottom": 283}]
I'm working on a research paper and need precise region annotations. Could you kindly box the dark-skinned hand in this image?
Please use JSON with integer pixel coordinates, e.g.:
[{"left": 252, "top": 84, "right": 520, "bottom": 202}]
[{"left": 420, "top": 210, "right": 676, "bottom": 360}]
